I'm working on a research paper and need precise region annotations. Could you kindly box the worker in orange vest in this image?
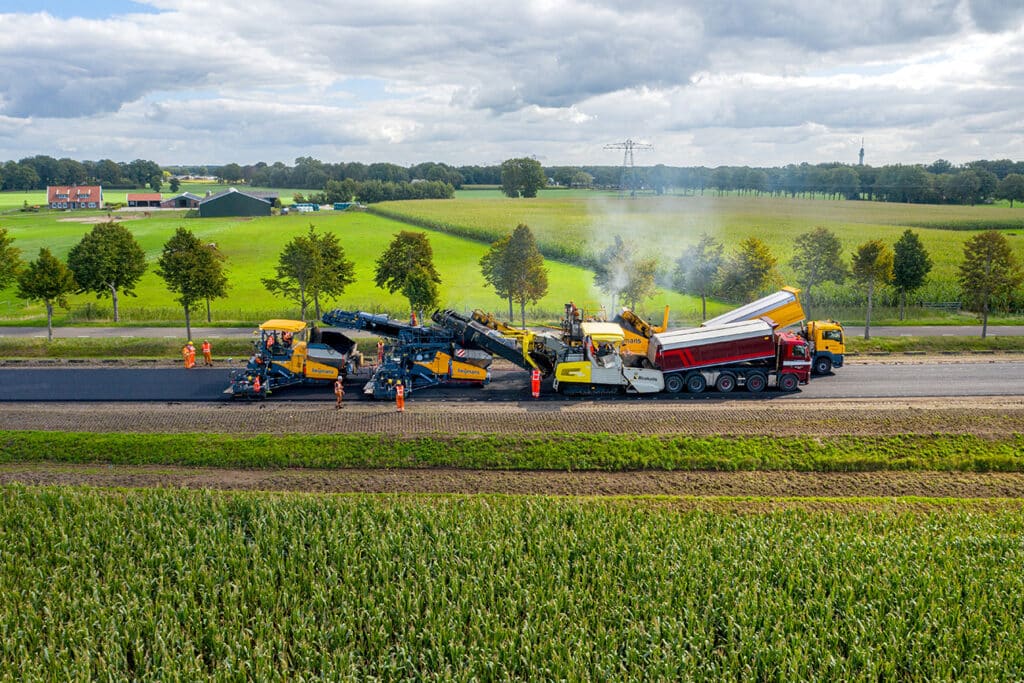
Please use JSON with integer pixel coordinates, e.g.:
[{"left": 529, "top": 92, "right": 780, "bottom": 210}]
[
  {"left": 252, "top": 374, "right": 261, "bottom": 396},
  {"left": 395, "top": 380, "right": 405, "bottom": 412},
  {"left": 334, "top": 376, "right": 345, "bottom": 410},
  {"left": 182, "top": 341, "right": 196, "bottom": 369},
  {"left": 201, "top": 340, "right": 213, "bottom": 366},
  {"left": 181, "top": 342, "right": 191, "bottom": 368}
]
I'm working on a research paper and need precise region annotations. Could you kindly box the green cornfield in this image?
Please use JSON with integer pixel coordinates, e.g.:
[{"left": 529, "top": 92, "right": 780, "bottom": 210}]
[{"left": 2, "top": 486, "right": 1023, "bottom": 681}]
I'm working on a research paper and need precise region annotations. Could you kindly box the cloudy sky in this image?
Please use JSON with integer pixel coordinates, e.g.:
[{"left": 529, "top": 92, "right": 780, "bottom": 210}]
[{"left": 1, "top": 0, "right": 1023, "bottom": 168}]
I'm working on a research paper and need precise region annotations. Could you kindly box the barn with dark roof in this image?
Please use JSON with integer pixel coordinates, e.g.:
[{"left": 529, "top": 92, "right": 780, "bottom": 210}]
[{"left": 198, "top": 188, "right": 278, "bottom": 217}]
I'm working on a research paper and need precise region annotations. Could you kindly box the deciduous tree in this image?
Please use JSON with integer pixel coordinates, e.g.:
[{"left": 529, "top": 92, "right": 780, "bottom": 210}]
[
  {"left": 851, "top": 240, "right": 894, "bottom": 340},
  {"left": 157, "top": 227, "right": 227, "bottom": 340},
  {"left": 892, "top": 230, "right": 932, "bottom": 320},
  {"left": 66, "top": 221, "right": 147, "bottom": 322},
  {"left": 789, "top": 227, "right": 847, "bottom": 318},
  {"left": 375, "top": 231, "right": 442, "bottom": 317},
  {"left": 673, "top": 233, "right": 723, "bottom": 321},
  {"left": 958, "top": 231, "right": 1023, "bottom": 338},
  {"left": 0, "top": 227, "right": 22, "bottom": 291},
  {"left": 996, "top": 173, "right": 1024, "bottom": 207},
  {"left": 264, "top": 225, "right": 355, "bottom": 320},
  {"left": 505, "top": 224, "right": 548, "bottom": 327},
  {"left": 718, "top": 237, "right": 781, "bottom": 302},
  {"left": 16, "top": 248, "right": 76, "bottom": 341},
  {"left": 480, "top": 234, "right": 514, "bottom": 319},
  {"left": 500, "top": 158, "right": 546, "bottom": 198}
]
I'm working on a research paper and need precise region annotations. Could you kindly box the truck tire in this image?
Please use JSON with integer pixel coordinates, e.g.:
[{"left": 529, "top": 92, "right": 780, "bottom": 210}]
[
  {"left": 685, "top": 373, "right": 707, "bottom": 393},
  {"left": 746, "top": 372, "right": 767, "bottom": 393},
  {"left": 778, "top": 373, "right": 799, "bottom": 392},
  {"left": 813, "top": 356, "right": 832, "bottom": 375},
  {"left": 664, "top": 374, "right": 684, "bottom": 393},
  {"left": 714, "top": 373, "right": 736, "bottom": 393}
]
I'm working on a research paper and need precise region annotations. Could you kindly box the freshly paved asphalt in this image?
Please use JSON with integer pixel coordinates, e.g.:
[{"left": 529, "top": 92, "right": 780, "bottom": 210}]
[
  {"left": 0, "top": 325, "right": 1021, "bottom": 338},
  {"left": 2, "top": 362, "right": 1023, "bottom": 403}
]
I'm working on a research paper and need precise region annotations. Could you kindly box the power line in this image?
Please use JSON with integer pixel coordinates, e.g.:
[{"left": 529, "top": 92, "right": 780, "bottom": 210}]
[{"left": 604, "top": 139, "right": 652, "bottom": 197}]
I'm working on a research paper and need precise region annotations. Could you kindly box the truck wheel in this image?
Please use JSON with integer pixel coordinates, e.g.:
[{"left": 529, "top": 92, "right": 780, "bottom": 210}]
[
  {"left": 813, "top": 356, "right": 832, "bottom": 375},
  {"left": 778, "top": 373, "right": 799, "bottom": 392},
  {"left": 746, "top": 373, "right": 767, "bottom": 393},
  {"left": 664, "top": 374, "right": 684, "bottom": 393},
  {"left": 715, "top": 373, "right": 736, "bottom": 393},
  {"left": 685, "top": 373, "right": 707, "bottom": 393}
]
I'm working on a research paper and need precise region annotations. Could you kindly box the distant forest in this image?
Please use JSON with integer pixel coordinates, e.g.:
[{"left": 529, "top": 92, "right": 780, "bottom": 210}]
[{"left": 4, "top": 155, "right": 1024, "bottom": 206}]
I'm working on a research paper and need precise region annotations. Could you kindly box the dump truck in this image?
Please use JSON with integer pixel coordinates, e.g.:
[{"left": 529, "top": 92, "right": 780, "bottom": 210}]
[
  {"left": 551, "top": 319, "right": 809, "bottom": 395},
  {"left": 225, "top": 319, "right": 360, "bottom": 398},
  {"left": 702, "top": 287, "right": 845, "bottom": 375},
  {"left": 650, "top": 319, "right": 811, "bottom": 393}
]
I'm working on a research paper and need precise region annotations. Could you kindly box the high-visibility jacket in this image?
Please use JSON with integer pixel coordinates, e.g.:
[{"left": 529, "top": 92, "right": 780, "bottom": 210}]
[{"left": 202, "top": 342, "right": 211, "bottom": 354}]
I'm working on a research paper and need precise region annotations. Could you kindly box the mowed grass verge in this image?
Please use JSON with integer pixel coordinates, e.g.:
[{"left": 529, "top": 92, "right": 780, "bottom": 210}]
[
  {"left": 2, "top": 431, "right": 1022, "bottom": 472},
  {"left": 3, "top": 486, "right": 1024, "bottom": 679}
]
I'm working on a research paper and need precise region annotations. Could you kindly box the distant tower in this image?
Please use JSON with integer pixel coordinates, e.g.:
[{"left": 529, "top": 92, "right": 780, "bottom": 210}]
[
  {"left": 604, "top": 139, "right": 653, "bottom": 197},
  {"left": 858, "top": 138, "right": 865, "bottom": 166}
]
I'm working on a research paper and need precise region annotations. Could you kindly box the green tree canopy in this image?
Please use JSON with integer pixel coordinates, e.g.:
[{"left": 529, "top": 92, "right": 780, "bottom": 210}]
[
  {"left": 480, "top": 234, "right": 514, "bottom": 319},
  {"left": 673, "top": 233, "right": 724, "bottom": 321},
  {"left": 0, "top": 227, "right": 23, "bottom": 291},
  {"left": 263, "top": 225, "right": 355, "bottom": 320},
  {"left": 996, "top": 173, "right": 1024, "bottom": 207},
  {"left": 156, "top": 227, "right": 227, "bottom": 340},
  {"left": 851, "top": 240, "right": 894, "bottom": 340},
  {"left": 789, "top": 227, "right": 847, "bottom": 317},
  {"left": 16, "top": 248, "right": 76, "bottom": 341},
  {"left": 66, "top": 221, "right": 147, "bottom": 322},
  {"left": 374, "top": 231, "right": 442, "bottom": 316},
  {"left": 168, "top": 177, "right": 181, "bottom": 193},
  {"left": 892, "top": 229, "right": 933, "bottom": 320},
  {"left": 958, "top": 231, "right": 1024, "bottom": 338},
  {"left": 718, "top": 237, "right": 781, "bottom": 302},
  {"left": 505, "top": 224, "right": 549, "bottom": 326},
  {"left": 500, "top": 158, "right": 546, "bottom": 198}
]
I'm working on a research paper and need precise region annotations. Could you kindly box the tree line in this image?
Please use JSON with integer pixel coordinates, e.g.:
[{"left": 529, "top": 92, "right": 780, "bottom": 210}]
[{"left": 1, "top": 157, "right": 164, "bottom": 192}]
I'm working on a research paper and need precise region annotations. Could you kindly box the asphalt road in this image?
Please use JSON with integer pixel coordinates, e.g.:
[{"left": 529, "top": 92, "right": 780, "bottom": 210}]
[
  {"left": 2, "top": 362, "right": 1023, "bottom": 403},
  {"left": 1, "top": 325, "right": 1022, "bottom": 338}
]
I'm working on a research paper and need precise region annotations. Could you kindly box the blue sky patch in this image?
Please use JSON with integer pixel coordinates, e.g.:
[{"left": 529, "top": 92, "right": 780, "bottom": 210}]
[{"left": 0, "top": 1, "right": 159, "bottom": 19}]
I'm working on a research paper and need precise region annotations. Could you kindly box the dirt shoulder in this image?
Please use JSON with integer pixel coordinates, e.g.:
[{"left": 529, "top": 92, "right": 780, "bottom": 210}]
[
  {"left": 5, "top": 463, "right": 1024, "bottom": 503},
  {"left": 2, "top": 396, "right": 1022, "bottom": 437}
]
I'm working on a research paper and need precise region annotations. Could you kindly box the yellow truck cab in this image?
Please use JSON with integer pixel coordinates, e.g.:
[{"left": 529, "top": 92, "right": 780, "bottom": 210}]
[
  {"left": 258, "top": 319, "right": 341, "bottom": 381},
  {"left": 803, "top": 320, "right": 845, "bottom": 375}
]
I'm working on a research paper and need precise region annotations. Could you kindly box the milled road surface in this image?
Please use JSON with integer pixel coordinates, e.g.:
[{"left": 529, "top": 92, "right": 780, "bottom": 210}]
[{"left": 2, "top": 360, "right": 1024, "bottom": 402}]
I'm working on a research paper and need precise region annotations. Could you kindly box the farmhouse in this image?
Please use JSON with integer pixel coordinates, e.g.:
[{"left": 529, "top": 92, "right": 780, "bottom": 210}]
[
  {"left": 126, "top": 193, "right": 162, "bottom": 207},
  {"left": 160, "top": 192, "right": 202, "bottom": 209},
  {"left": 198, "top": 188, "right": 277, "bottom": 218},
  {"left": 47, "top": 185, "right": 103, "bottom": 210}
]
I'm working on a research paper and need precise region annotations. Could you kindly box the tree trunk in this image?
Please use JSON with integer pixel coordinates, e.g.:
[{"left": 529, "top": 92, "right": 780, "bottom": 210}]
[
  {"left": 110, "top": 284, "right": 119, "bottom": 322},
  {"left": 299, "top": 286, "right": 307, "bottom": 321},
  {"left": 314, "top": 294, "right": 321, "bottom": 321},
  {"left": 46, "top": 301, "right": 53, "bottom": 342},
  {"left": 700, "top": 293, "right": 707, "bottom": 321},
  {"left": 184, "top": 305, "right": 192, "bottom": 343},
  {"left": 206, "top": 297, "right": 212, "bottom": 323},
  {"left": 507, "top": 296, "right": 513, "bottom": 322},
  {"left": 864, "top": 282, "right": 873, "bottom": 340},
  {"left": 982, "top": 299, "right": 989, "bottom": 339},
  {"left": 899, "top": 290, "right": 905, "bottom": 321},
  {"left": 520, "top": 300, "right": 526, "bottom": 329}
]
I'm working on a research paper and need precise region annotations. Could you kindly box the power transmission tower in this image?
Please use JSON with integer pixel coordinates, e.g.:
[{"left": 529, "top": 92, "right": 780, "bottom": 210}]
[{"left": 604, "top": 139, "right": 652, "bottom": 197}]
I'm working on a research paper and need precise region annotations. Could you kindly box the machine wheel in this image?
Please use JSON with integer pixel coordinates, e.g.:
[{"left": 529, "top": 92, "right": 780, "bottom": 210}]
[
  {"left": 714, "top": 373, "right": 736, "bottom": 393},
  {"left": 664, "top": 374, "right": 684, "bottom": 394},
  {"left": 813, "top": 356, "right": 833, "bottom": 375},
  {"left": 778, "top": 373, "right": 800, "bottom": 392},
  {"left": 746, "top": 373, "right": 767, "bottom": 394},
  {"left": 685, "top": 373, "right": 707, "bottom": 394}
]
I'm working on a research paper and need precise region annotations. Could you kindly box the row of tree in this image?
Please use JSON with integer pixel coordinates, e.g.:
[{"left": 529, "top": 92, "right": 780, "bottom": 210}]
[
  {"left": 1, "top": 157, "right": 164, "bottom": 192},
  {"left": 0, "top": 224, "right": 227, "bottom": 341},
  {"left": 300, "top": 178, "right": 454, "bottom": 205},
  {"left": 668, "top": 227, "right": 1023, "bottom": 338}
]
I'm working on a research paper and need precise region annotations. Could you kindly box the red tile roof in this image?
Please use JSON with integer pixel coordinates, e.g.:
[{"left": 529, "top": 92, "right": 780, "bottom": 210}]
[
  {"left": 47, "top": 185, "right": 103, "bottom": 203},
  {"left": 127, "top": 193, "right": 162, "bottom": 201}
]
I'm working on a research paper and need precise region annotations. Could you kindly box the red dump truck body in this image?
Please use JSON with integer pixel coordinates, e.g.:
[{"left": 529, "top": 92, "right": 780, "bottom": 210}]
[{"left": 648, "top": 320, "right": 810, "bottom": 393}]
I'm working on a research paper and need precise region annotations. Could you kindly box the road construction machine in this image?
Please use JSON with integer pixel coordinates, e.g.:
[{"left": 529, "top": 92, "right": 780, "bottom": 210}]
[
  {"left": 551, "top": 318, "right": 810, "bottom": 395},
  {"left": 702, "top": 287, "right": 845, "bottom": 375},
  {"left": 320, "top": 309, "right": 492, "bottom": 399},
  {"left": 226, "top": 319, "right": 361, "bottom": 399}
]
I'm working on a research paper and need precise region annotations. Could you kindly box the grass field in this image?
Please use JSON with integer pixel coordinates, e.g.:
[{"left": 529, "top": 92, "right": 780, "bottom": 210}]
[
  {"left": 3, "top": 191, "right": 1024, "bottom": 326},
  {"left": 3, "top": 486, "right": 1024, "bottom": 680}
]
